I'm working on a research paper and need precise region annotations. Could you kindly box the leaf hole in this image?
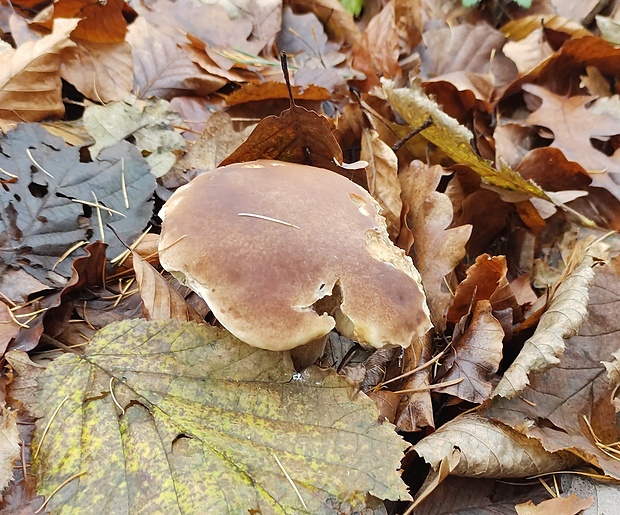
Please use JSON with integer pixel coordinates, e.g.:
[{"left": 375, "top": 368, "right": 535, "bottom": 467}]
[{"left": 28, "top": 182, "right": 49, "bottom": 198}]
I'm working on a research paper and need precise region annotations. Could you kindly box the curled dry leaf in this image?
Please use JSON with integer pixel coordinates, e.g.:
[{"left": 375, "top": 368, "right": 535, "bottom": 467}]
[
  {"left": 132, "top": 251, "right": 203, "bottom": 323},
  {"left": 400, "top": 161, "right": 472, "bottom": 329},
  {"left": 360, "top": 128, "right": 402, "bottom": 239},
  {"left": 493, "top": 243, "right": 600, "bottom": 399},
  {"left": 0, "top": 18, "right": 78, "bottom": 125},
  {"left": 415, "top": 413, "right": 578, "bottom": 478},
  {"left": 437, "top": 300, "right": 504, "bottom": 404},
  {"left": 484, "top": 259, "right": 620, "bottom": 479},
  {"left": 447, "top": 253, "right": 520, "bottom": 326}
]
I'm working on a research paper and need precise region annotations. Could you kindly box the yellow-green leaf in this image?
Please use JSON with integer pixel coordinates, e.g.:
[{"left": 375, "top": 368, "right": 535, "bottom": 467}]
[
  {"left": 383, "top": 80, "right": 551, "bottom": 201},
  {"left": 33, "top": 319, "right": 410, "bottom": 514}
]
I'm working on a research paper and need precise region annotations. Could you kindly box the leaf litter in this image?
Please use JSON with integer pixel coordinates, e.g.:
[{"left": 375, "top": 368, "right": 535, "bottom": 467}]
[{"left": 1, "top": 0, "right": 620, "bottom": 513}]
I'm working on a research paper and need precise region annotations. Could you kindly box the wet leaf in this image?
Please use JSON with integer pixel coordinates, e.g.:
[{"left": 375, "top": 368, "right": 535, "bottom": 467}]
[
  {"left": 33, "top": 319, "right": 411, "bottom": 513},
  {"left": 0, "top": 408, "right": 20, "bottom": 494}
]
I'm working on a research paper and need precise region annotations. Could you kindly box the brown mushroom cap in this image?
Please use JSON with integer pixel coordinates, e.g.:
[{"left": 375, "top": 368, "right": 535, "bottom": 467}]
[{"left": 158, "top": 160, "right": 432, "bottom": 351}]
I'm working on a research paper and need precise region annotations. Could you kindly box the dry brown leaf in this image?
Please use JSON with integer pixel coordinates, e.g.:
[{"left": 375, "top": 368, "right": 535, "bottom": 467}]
[
  {"left": 414, "top": 413, "right": 579, "bottom": 478},
  {"left": 484, "top": 260, "right": 620, "bottom": 479},
  {"left": 447, "top": 254, "right": 519, "bottom": 326},
  {"left": 0, "top": 408, "right": 20, "bottom": 496},
  {"left": 515, "top": 494, "right": 594, "bottom": 515},
  {"left": 503, "top": 28, "right": 554, "bottom": 76},
  {"left": 0, "top": 304, "right": 20, "bottom": 356},
  {"left": 225, "top": 82, "right": 331, "bottom": 106},
  {"left": 0, "top": 18, "right": 78, "bottom": 123},
  {"left": 421, "top": 22, "right": 517, "bottom": 99},
  {"left": 219, "top": 100, "right": 343, "bottom": 173},
  {"left": 360, "top": 128, "right": 401, "bottom": 239},
  {"left": 524, "top": 84, "right": 620, "bottom": 200},
  {"left": 171, "top": 112, "right": 255, "bottom": 177},
  {"left": 437, "top": 300, "right": 504, "bottom": 404},
  {"left": 133, "top": 252, "right": 203, "bottom": 323},
  {"left": 394, "top": 335, "right": 435, "bottom": 432},
  {"left": 359, "top": 1, "right": 400, "bottom": 79},
  {"left": 127, "top": 18, "right": 226, "bottom": 99},
  {"left": 501, "top": 15, "right": 591, "bottom": 41},
  {"left": 47, "top": 0, "right": 128, "bottom": 43},
  {"left": 61, "top": 40, "right": 133, "bottom": 103},
  {"left": 400, "top": 161, "right": 472, "bottom": 329},
  {"left": 493, "top": 243, "right": 600, "bottom": 399}
]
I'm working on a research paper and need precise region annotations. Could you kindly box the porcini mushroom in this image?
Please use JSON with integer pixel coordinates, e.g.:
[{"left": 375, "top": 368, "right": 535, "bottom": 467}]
[{"left": 158, "top": 160, "right": 432, "bottom": 351}]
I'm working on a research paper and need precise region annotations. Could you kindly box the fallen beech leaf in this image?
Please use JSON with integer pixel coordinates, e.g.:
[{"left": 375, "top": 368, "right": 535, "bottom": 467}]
[
  {"left": 501, "top": 15, "right": 591, "bottom": 41},
  {"left": 171, "top": 112, "right": 255, "bottom": 176},
  {"left": 360, "top": 128, "right": 401, "bottom": 239},
  {"left": 484, "top": 260, "right": 620, "bottom": 479},
  {"left": 33, "top": 320, "right": 411, "bottom": 512},
  {"left": 48, "top": 0, "right": 128, "bottom": 43},
  {"left": 493, "top": 243, "right": 600, "bottom": 399},
  {"left": 524, "top": 85, "right": 620, "bottom": 200},
  {"left": 437, "top": 300, "right": 504, "bottom": 404},
  {"left": 421, "top": 22, "right": 517, "bottom": 99},
  {"left": 132, "top": 251, "right": 203, "bottom": 323},
  {"left": 401, "top": 161, "right": 472, "bottom": 329},
  {"left": 447, "top": 254, "right": 520, "bottom": 326},
  {"left": 503, "top": 27, "right": 554, "bottom": 75},
  {"left": 414, "top": 413, "right": 578, "bottom": 479},
  {"left": 384, "top": 81, "right": 551, "bottom": 202},
  {"left": 225, "top": 82, "right": 331, "bottom": 105},
  {"left": 127, "top": 19, "right": 226, "bottom": 99},
  {"left": 0, "top": 18, "right": 78, "bottom": 124},
  {"left": 515, "top": 494, "right": 594, "bottom": 515},
  {"left": 61, "top": 40, "right": 133, "bottom": 103},
  {"left": 220, "top": 100, "right": 344, "bottom": 173}
]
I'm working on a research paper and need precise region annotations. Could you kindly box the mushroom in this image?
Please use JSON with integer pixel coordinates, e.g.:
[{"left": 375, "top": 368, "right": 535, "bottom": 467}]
[{"left": 158, "top": 160, "right": 432, "bottom": 351}]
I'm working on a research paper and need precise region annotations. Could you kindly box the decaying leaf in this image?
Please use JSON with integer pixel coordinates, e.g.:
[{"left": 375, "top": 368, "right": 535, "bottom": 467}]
[
  {"left": 400, "top": 161, "right": 472, "bottom": 329},
  {"left": 360, "top": 128, "right": 401, "bottom": 239},
  {"left": 414, "top": 413, "right": 578, "bottom": 478},
  {"left": 0, "top": 124, "right": 155, "bottom": 283},
  {"left": 436, "top": 300, "right": 504, "bottom": 404},
  {"left": 493, "top": 242, "right": 601, "bottom": 398},
  {"left": 83, "top": 96, "right": 185, "bottom": 177},
  {"left": 0, "top": 18, "right": 78, "bottom": 125},
  {"left": 384, "top": 80, "right": 551, "bottom": 202},
  {"left": 133, "top": 251, "right": 203, "bottom": 323},
  {"left": 33, "top": 319, "right": 411, "bottom": 513},
  {"left": 515, "top": 494, "right": 594, "bottom": 515},
  {"left": 410, "top": 413, "right": 578, "bottom": 509},
  {"left": 523, "top": 84, "right": 620, "bottom": 200},
  {"left": 484, "top": 260, "right": 620, "bottom": 479},
  {"left": 0, "top": 408, "right": 20, "bottom": 495},
  {"left": 220, "top": 98, "right": 344, "bottom": 173}
]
